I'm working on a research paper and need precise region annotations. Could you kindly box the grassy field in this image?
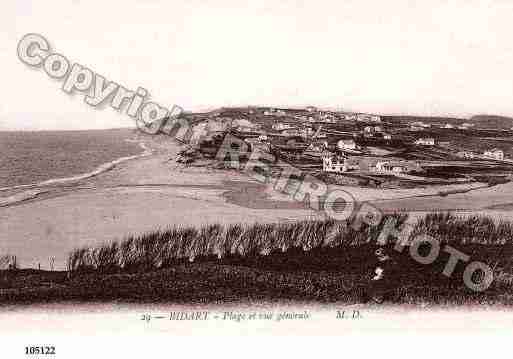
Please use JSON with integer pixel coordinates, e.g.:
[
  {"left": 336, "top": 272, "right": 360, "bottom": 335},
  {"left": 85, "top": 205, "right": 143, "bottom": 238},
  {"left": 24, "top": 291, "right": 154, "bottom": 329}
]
[{"left": 2, "top": 212, "right": 513, "bottom": 305}]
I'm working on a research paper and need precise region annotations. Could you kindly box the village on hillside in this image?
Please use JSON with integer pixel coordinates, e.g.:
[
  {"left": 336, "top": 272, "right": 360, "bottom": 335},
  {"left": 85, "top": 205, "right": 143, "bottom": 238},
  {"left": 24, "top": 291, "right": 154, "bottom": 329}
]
[{"left": 174, "top": 106, "right": 513, "bottom": 189}]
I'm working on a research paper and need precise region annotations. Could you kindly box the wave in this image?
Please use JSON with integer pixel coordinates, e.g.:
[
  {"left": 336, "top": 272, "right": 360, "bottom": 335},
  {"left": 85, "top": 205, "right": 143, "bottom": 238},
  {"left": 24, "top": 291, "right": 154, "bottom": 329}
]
[
  {"left": 0, "top": 140, "right": 152, "bottom": 195},
  {"left": 0, "top": 188, "right": 50, "bottom": 207}
]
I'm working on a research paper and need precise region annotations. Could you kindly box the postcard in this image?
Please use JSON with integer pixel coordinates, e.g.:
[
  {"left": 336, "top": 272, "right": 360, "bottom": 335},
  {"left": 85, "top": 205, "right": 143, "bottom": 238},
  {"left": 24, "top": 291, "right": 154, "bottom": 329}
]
[{"left": 2, "top": 0, "right": 513, "bottom": 356}]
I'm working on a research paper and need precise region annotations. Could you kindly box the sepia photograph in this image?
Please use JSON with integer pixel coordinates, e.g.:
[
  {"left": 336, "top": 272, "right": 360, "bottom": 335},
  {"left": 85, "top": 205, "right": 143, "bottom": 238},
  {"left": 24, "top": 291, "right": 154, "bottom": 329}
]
[{"left": 2, "top": 0, "right": 513, "bottom": 356}]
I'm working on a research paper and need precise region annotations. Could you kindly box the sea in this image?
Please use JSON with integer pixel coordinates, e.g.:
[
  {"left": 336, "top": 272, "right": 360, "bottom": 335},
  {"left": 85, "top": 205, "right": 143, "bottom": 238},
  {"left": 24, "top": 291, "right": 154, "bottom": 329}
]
[{"left": 0, "top": 128, "right": 144, "bottom": 189}]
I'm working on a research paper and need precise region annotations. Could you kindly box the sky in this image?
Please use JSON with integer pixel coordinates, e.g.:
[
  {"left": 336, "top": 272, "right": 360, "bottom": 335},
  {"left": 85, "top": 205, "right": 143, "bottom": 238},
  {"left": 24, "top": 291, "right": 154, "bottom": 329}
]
[{"left": 2, "top": 0, "right": 513, "bottom": 130}]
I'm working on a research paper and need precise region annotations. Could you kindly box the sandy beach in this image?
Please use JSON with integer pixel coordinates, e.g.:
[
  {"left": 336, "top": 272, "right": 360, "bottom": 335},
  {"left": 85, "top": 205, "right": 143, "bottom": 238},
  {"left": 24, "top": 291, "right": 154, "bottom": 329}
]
[
  {"left": 2, "top": 134, "right": 513, "bottom": 270},
  {"left": 0, "top": 136, "right": 320, "bottom": 269}
]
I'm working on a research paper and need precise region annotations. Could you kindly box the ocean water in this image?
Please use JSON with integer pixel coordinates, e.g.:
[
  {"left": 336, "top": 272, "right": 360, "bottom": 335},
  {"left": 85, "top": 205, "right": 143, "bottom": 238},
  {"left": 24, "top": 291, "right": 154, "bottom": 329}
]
[{"left": 0, "top": 129, "right": 143, "bottom": 188}]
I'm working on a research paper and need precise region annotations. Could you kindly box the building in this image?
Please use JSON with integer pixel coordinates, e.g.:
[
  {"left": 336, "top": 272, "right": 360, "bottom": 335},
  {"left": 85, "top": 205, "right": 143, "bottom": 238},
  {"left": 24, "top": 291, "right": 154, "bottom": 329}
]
[
  {"left": 322, "top": 155, "right": 346, "bottom": 173},
  {"left": 374, "top": 160, "right": 420, "bottom": 175},
  {"left": 363, "top": 132, "right": 374, "bottom": 138},
  {"left": 458, "top": 123, "right": 474, "bottom": 130},
  {"left": 383, "top": 133, "right": 392, "bottom": 140},
  {"left": 306, "top": 141, "right": 328, "bottom": 153},
  {"left": 456, "top": 151, "right": 475, "bottom": 159},
  {"left": 415, "top": 138, "right": 435, "bottom": 146},
  {"left": 257, "top": 134, "right": 269, "bottom": 142},
  {"left": 237, "top": 126, "right": 257, "bottom": 132},
  {"left": 363, "top": 125, "right": 383, "bottom": 135},
  {"left": 356, "top": 114, "right": 372, "bottom": 122},
  {"left": 324, "top": 115, "right": 337, "bottom": 123},
  {"left": 411, "top": 121, "right": 430, "bottom": 128},
  {"left": 375, "top": 161, "right": 408, "bottom": 174},
  {"left": 281, "top": 128, "right": 300, "bottom": 136},
  {"left": 337, "top": 139, "right": 358, "bottom": 151},
  {"left": 272, "top": 122, "right": 293, "bottom": 131},
  {"left": 357, "top": 113, "right": 381, "bottom": 123},
  {"left": 300, "top": 126, "right": 315, "bottom": 138},
  {"left": 483, "top": 148, "right": 504, "bottom": 160},
  {"left": 443, "top": 123, "right": 454, "bottom": 129}
]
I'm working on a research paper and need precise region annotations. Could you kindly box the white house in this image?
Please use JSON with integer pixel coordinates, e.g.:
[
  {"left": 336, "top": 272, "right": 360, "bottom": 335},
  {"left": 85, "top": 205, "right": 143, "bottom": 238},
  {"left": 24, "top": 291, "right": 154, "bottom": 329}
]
[
  {"left": 383, "top": 133, "right": 392, "bottom": 140},
  {"left": 375, "top": 160, "right": 420, "bottom": 175},
  {"left": 411, "top": 121, "right": 430, "bottom": 128},
  {"left": 456, "top": 151, "right": 475, "bottom": 159},
  {"left": 337, "top": 139, "right": 357, "bottom": 151},
  {"left": 322, "top": 155, "right": 346, "bottom": 173},
  {"left": 282, "top": 128, "right": 300, "bottom": 136},
  {"left": 443, "top": 123, "right": 454, "bottom": 129},
  {"left": 458, "top": 123, "right": 474, "bottom": 130},
  {"left": 375, "top": 161, "right": 408, "bottom": 174},
  {"left": 306, "top": 141, "right": 328, "bottom": 153},
  {"left": 358, "top": 114, "right": 381, "bottom": 123},
  {"left": 257, "top": 134, "right": 269, "bottom": 142},
  {"left": 484, "top": 148, "right": 504, "bottom": 160},
  {"left": 415, "top": 138, "right": 435, "bottom": 146},
  {"left": 272, "top": 122, "right": 293, "bottom": 131},
  {"left": 237, "top": 126, "right": 257, "bottom": 132},
  {"left": 356, "top": 114, "right": 371, "bottom": 122},
  {"left": 318, "top": 112, "right": 336, "bottom": 123}
]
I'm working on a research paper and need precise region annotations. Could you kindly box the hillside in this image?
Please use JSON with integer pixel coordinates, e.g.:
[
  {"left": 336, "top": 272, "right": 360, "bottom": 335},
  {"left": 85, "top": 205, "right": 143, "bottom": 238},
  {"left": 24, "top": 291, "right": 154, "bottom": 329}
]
[
  {"left": 381, "top": 115, "right": 465, "bottom": 126},
  {"left": 469, "top": 115, "right": 513, "bottom": 129},
  {"left": 2, "top": 213, "right": 513, "bottom": 305}
]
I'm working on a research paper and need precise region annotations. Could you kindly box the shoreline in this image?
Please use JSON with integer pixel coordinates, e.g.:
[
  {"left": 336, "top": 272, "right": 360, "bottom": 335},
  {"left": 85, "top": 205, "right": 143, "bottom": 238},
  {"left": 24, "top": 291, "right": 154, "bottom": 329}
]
[
  {"left": 0, "top": 139, "right": 151, "bottom": 195},
  {"left": 2, "top": 135, "right": 513, "bottom": 269}
]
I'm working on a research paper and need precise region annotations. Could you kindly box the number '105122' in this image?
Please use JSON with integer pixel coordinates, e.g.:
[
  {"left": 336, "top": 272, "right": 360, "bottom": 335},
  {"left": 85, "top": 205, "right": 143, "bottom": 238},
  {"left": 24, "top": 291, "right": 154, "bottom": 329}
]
[{"left": 25, "top": 346, "right": 55, "bottom": 355}]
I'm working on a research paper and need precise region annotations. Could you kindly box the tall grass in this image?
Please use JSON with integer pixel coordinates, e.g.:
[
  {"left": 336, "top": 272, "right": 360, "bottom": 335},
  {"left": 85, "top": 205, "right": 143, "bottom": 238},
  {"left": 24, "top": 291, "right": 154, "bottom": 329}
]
[
  {"left": 0, "top": 255, "right": 16, "bottom": 270},
  {"left": 410, "top": 212, "right": 513, "bottom": 245},
  {"left": 66, "top": 213, "right": 401, "bottom": 273},
  {"left": 67, "top": 212, "right": 513, "bottom": 273}
]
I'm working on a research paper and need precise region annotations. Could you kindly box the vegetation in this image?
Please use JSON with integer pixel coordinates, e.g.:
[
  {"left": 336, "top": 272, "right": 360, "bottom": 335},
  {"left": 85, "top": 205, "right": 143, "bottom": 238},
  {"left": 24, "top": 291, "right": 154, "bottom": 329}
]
[
  {"left": 65, "top": 211, "right": 513, "bottom": 274},
  {"left": 410, "top": 212, "right": 513, "bottom": 245},
  {"left": 66, "top": 214, "right": 409, "bottom": 273},
  {"left": 3, "top": 212, "right": 513, "bottom": 305}
]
